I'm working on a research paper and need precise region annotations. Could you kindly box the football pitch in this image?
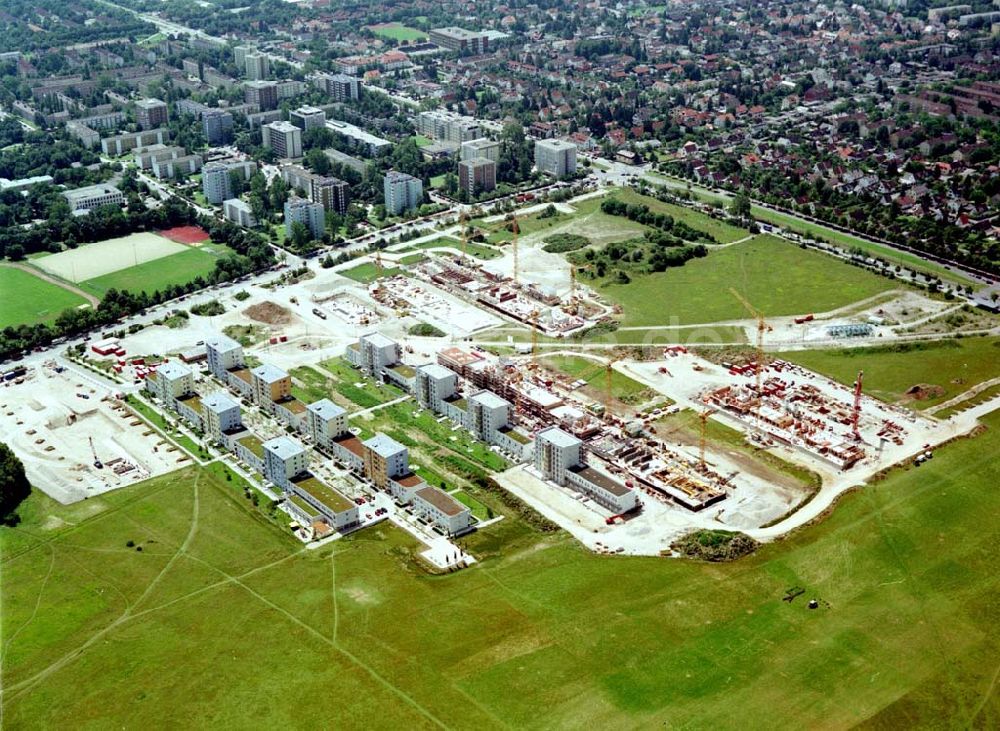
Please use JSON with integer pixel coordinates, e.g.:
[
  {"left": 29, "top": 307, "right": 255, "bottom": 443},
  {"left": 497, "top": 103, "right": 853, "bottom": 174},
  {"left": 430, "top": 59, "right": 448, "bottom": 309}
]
[
  {"left": 3, "top": 410, "right": 998, "bottom": 727},
  {"left": 0, "top": 266, "right": 90, "bottom": 328}
]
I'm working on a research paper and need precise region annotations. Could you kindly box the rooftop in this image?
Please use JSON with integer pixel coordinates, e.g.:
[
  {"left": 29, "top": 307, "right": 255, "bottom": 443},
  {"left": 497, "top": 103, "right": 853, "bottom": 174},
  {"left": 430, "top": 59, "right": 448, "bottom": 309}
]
[
  {"left": 307, "top": 398, "right": 346, "bottom": 420},
  {"left": 360, "top": 332, "right": 397, "bottom": 349},
  {"left": 276, "top": 397, "right": 308, "bottom": 414},
  {"left": 237, "top": 433, "right": 265, "bottom": 458},
  {"left": 229, "top": 367, "right": 252, "bottom": 384},
  {"left": 469, "top": 390, "right": 509, "bottom": 410},
  {"left": 569, "top": 465, "right": 631, "bottom": 497},
  {"left": 537, "top": 426, "right": 581, "bottom": 449},
  {"left": 418, "top": 363, "right": 455, "bottom": 381},
  {"left": 158, "top": 361, "right": 193, "bottom": 380},
  {"left": 201, "top": 390, "right": 239, "bottom": 413},
  {"left": 251, "top": 363, "right": 288, "bottom": 383},
  {"left": 394, "top": 471, "right": 426, "bottom": 488},
  {"left": 363, "top": 432, "right": 407, "bottom": 459},
  {"left": 415, "top": 485, "right": 468, "bottom": 517},
  {"left": 263, "top": 435, "right": 306, "bottom": 460},
  {"left": 175, "top": 393, "right": 203, "bottom": 414},
  {"left": 390, "top": 363, "right": 416, "bottom": 378},
  {"left": 332, "top": 433, "right": 365, "bottom": 457},
  {"left": 291, "top": 473, "right": 354, "bottom": 513}
]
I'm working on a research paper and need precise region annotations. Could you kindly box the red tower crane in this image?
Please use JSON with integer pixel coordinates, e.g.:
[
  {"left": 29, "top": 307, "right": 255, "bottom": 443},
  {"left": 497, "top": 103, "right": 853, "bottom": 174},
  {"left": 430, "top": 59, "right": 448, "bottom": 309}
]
[{"left": 851, "top": 370, "right": 864, "bottom": 440}]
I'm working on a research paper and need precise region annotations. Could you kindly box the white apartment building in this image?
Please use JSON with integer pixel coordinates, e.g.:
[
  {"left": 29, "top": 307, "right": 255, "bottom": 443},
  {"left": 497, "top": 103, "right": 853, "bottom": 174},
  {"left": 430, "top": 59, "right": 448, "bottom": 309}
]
[
  {"left": 534, "top": 139, "right": 578, "bottom": 177},
  {"left": 383, "top": 171, "right": 423, "bottom": 215},
  {"left": 263, "top": 436, "right": 309, "bottom": 490},
  {"left": 62, "top": 184, "right": 125, "bottom": 212},
  {"left": 261, "top": 121, "right": 302, "bottom": 159},
  {"left": 306, "top": 399, "right": 348, "bottom": 451}
]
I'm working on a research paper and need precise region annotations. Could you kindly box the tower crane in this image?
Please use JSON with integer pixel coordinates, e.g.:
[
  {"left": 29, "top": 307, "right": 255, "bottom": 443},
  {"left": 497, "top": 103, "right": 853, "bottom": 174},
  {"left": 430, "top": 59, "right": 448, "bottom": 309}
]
[
  {"left": 529, "top": 309, "right": 540, "bottom": 366},
  {"left": 604, "top": 356, "right": 621, "bottom": 420},
  {"left": 511, "top": 214, "right": 520, "bottom": 285},
  {"left": 729, "top": 288, "right": 772, "bottom": 426},
  {"left": 459, "top": 209, "right": 469, "bottom": 264},
  {"left": 851, "top": 370, "right": 864, "bottom": 441},
  {"left": 698, "top": 409, "right": 711, "bottom": 470}
]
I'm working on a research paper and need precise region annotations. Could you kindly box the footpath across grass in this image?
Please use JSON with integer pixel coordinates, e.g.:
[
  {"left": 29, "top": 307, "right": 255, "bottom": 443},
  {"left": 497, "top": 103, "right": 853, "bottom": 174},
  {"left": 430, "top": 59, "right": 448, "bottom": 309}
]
[{"left": 3, "top": 411, "right": 999, "bottom": 727}]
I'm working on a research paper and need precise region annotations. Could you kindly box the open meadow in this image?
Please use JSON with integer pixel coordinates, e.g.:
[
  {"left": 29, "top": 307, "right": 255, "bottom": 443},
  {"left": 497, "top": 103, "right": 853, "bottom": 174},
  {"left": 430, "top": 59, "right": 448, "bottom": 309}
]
[
  {"left": 3, "top": 407, "right": 999, "bottom": 727},
  {"left": 593, "top": 234, "right": 897, "bottom": 327},
  {"left": 0, "top": 266, "right": 90, "bottom": 327}
]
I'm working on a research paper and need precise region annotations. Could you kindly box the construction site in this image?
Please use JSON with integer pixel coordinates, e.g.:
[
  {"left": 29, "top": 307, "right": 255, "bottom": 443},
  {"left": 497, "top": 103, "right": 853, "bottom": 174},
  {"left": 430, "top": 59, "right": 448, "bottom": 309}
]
[
  {"left": 0, "top": 363, "right": 188, "bottom": 504},
  {"left": 4, "top": 198, "right": 982, "bottom": 557}
]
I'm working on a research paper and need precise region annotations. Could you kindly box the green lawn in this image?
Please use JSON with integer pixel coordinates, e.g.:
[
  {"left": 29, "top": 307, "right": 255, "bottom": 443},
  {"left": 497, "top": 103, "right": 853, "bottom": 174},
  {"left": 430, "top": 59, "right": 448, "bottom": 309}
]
[
  {"left": 0, "top": 267, "right": 89, "bottom": 327},
  {"left": 4, "top": 410, "right": 1000, "bottom": 727},
  {"left": 369, "top": 23, "right": 427, "bottom": 41},
  {"left": 750, "top": 206, "right": 972, "bottom": 286},
  {"left": 609, "top": 188, "right": 749, "bottom": 244},
  {"left": 593, "top": 234, "right": 896, "bottom": 327},
  {"left": 310, "top": 359, "right": 404, "bottom": 409},
  {"left": 451, "top": 490, "right": 491, "bottom": 521},
  {"left": 338, "top": 262, "right": 403, "bottom": 283},
  {"left": 79, "top": 246, "right": 226, "bottom": 297},
  {"left": 540, "top": 355, "right": 653, "bottom": 402},
  {"left": 403, "top": 236, "right": 501, "bottom": 260},
  {"left": 412, "top": 134, "right": 433, "bottom": 148},
  {"left": 778, "top": 337, "right": 1000, "bottom": 410},
  {"left": 935, "top": 383, "right": 1000, "bottom": 419}
]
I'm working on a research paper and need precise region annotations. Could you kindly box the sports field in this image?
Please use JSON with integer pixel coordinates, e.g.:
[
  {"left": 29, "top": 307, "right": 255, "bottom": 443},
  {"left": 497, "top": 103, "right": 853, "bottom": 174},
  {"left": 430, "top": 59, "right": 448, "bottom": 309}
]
[
  {"left": 339, "top": 262, "right": 403, "bottom": 283},
  {"left": 0, "top": 266, "right": 90, "bottom": 327},
  {"left": 3, "top": 409, "right": 998, "bottom": 727},
  {"left": 595, "top": 234, "right": 895, "bottom": 326},
  {"left": 77, "top": 245, "right": 225, "bottom": 297},
  {"left": 778, "top": 336, "right": 1000, "bottom": 410},
  {"left": 367, "top": 22, "right": 427, "bottom": 41},
  {"left": 34, "top": 233, "right": 187, "bottom": 283}
]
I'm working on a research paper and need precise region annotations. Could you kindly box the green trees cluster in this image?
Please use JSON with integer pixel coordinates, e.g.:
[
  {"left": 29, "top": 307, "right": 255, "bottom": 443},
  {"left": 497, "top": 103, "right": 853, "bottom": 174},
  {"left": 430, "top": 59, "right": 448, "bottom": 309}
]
[{"left": 0, "top": 443, "right": 30, "bottom": 524}]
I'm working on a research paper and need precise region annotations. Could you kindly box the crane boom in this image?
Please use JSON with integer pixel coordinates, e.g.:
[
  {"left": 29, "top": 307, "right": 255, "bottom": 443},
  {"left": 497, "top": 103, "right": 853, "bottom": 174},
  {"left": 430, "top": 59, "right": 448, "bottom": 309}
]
[
  {"left": 511, "top": 214, "right": 520, "bottom": 285},
  {"left": 852, "top": 370, "right": 864, "bottom": 440},
  {"left": 729, "top": 287, "right": 769, "bottom": 429}
]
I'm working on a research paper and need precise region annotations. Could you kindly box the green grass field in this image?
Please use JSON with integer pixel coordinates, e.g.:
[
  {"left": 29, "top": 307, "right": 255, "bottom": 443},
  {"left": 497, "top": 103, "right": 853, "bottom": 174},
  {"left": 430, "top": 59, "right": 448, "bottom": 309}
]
[
  {"left": 778, "top": 337, "right": 1000, "bottom": 410},
  {"left": 4, "top": 408, "right": 999, "bottom": 727},
  {"left": 594, "top": 234, "right": 896, "bottom": 327},
  {"left": 338, "top": 262, "right": 403, "bottom": 283},
  {"left": 403, "top": 237, "right": 501, "bottom": 260},
  {"left": 609, "top": 188, "right": 749, "bottom": 244},
  {"left": 936, "top": 383, "right": 1000, "bottom": 419},
  {"left": 293, "top": 362, "right": 403, "bottom": 410},
  {"left": 751, "top": 206, "right": 972, "bottom": 286},
  {"left": 0, "top": 267, "right": 89, "bottom": 327},
  {"left": 78, "top": 246, "right": 225, "bottom": 297},
  {"left": 369, "top": 23, "right": 427, "bottom": 41},
  {"left": 540, "top": 355, "right": 652, "bottom": 402}
]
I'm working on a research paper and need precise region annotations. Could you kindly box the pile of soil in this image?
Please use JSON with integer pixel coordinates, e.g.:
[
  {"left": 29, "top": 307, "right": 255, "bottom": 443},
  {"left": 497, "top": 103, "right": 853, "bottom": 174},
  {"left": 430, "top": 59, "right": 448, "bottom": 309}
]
[
  {"left": 244, "top": 301, "right": 293, "bottom": 325},
  {"left": 904, "top": 383, "right": 945, "bottom": 401}
]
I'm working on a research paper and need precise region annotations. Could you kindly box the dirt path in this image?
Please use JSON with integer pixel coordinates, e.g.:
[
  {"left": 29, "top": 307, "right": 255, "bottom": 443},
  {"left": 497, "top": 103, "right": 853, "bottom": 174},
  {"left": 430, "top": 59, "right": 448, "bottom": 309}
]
[{"left": 1, "top": 262, "right": 100, "bottom": 307}]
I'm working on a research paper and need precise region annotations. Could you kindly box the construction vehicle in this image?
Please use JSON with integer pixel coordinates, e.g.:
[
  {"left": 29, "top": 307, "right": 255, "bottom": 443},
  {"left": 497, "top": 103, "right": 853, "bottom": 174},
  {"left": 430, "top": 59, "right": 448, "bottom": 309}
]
[{"left": 89, "top": 437, "right": 103, "bottom": 469}]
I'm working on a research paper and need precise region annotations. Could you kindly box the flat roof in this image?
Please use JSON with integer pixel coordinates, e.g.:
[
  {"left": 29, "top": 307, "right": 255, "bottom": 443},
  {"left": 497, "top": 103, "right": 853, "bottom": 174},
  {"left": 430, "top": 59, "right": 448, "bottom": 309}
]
[
  {"left": 569, "top": 464, "right": 630, "bottom": 496},
  {"left": 229, "top": 367, "right": 252, "bottom": 383},
  {"left": 332, "top": 433, "right": 365, "bottom": 457},
  {"left": 394, "top": 471, "right": 426, "bottom": 488},
  {"left": 415, "top": 485, "right": 467, "bottom": 516},
  {"left": 158, "top": 361, "right": 192, "bottom": 380},
  {"left": 363, "top": 432, "right": 406, "bottom": 459},
  {"left": 237, "top": 433, "right": 265, "bottom": 458},
  {"left": 470, "top": 390, "right": 509, "bottom": 410},
  {"left": 418, "top": 363, "right": 455, "bottom": 381},
  {"left": 390, "top": 363, "right": 416, "bottom": 378},
  {"left": 537, "top": 426, "right": 581, "bottom": 449},
  {"left": 307, "top": 398, "right": 346, "bottom": 420},
  {"left": 291, "top": 473, "right": 354, "bottom": 513},
  {"left": 175, "top": 393, "right": 203, "bottom": 413},
  {"left": 206, "top": 333, "right": 241, "bottom": 352},
  {"left": 251, "top": 363, "right": 288, "bottom": 383},
  {"left": 360, "top": 332, "right": 397, "bottom": 348},
  {"left": 499, "top": 425, "right": 532, "bottom": 444},
  {"left": 263, "top": 435, "right": 306, "bottom": 460},
  {"left": 288, "top": 493, "right": 317, "bottom": 516},
  {"left": 201, "top": 391, "right": 239, "bottom": 413},
  {"left": 62, "top": 184, "right": 122, "bottom": 202},
  {"left": 276, "top": 397, "right": 308, "bottom": 414}
]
